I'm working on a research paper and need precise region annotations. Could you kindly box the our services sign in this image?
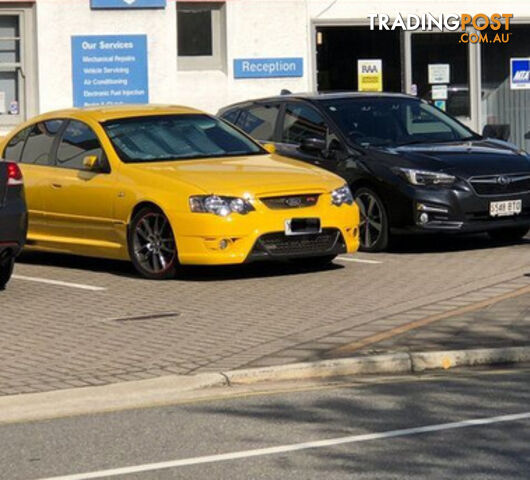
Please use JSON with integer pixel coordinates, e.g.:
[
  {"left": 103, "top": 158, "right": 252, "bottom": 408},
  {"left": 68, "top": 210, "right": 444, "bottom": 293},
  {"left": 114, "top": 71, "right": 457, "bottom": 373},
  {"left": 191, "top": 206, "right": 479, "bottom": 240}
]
[
  {"left": 510, "top": 58, "right": 530, "bottom": 90},
  {"left": 71, "top": 35, "right": 149, "bottom": 107},
  {"left": 234, "top": 58, "right": 303, "bottom": 79},
  {"left": 91, "top": 0, "right": 166, "bottom": 9}
]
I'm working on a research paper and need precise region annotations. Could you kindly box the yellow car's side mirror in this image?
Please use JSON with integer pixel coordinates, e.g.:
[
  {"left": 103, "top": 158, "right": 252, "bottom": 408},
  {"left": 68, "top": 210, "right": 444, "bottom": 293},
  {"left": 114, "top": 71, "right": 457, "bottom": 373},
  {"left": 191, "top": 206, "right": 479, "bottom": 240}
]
[
  {"left": 83, "top": 155, "right": 99, "bottom": 171},
  {"left": 262, "top": 143, "right": 276, "bottom": 154}
]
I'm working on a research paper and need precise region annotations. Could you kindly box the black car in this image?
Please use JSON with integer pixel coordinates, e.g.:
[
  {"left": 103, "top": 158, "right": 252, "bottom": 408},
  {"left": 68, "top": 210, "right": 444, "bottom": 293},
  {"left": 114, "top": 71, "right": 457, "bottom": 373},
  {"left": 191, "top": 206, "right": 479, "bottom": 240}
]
[
  {"left": 0, "top": 160, "right": 27, "bottom": 289},
  {"left": 219, "top": 93, "right": 530, "bottom": 251}
]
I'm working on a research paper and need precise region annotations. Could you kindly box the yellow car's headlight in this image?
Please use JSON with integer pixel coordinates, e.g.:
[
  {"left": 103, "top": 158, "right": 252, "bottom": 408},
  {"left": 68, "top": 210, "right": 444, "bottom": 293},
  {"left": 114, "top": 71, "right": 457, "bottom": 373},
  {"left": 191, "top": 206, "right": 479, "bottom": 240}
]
[
  {"left": 331, "top": 184, "right": 354, "bottom": 206},
  {"left": 189, "top": 195, "right": 255, "bottom": 217}
]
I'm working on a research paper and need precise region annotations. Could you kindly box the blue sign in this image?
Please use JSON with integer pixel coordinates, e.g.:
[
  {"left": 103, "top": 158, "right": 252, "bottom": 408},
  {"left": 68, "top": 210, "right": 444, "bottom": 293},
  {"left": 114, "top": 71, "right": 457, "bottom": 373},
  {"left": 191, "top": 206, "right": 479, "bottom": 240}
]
[
  {"left": 234, "top": 58, "right": 303, "bottom": 79},
  {"left": 71, "top": 35, "right": 149, "bottom": 107},
  {"left": 91, "top": 0, "right": 166, "bottom": 9},
  {"left": 511, "top": 58, "right": 530, "bottom": 90}
]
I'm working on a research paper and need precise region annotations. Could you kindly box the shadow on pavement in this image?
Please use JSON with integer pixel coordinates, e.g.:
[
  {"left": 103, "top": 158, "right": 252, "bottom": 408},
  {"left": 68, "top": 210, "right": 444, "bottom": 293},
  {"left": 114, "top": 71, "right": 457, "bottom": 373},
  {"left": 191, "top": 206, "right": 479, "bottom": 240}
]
[
  {"left": 387, "top": 232, "right": 530, "bottom": 254},
  {"left": 17, "top": 250, "right": 344, "bottom": 281}
]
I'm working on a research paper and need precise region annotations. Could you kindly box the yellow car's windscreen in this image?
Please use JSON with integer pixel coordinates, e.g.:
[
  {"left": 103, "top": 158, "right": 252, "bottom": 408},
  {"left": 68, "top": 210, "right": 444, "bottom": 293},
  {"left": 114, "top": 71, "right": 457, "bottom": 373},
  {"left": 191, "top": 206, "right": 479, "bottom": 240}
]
[{"left": 103, "top": 114, "right": 264, "bottom": 163}]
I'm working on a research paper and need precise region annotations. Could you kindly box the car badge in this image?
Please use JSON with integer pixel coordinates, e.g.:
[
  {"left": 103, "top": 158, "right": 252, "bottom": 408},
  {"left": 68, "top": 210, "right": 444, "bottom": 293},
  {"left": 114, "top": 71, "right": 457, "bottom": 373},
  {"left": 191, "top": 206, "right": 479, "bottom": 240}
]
[
  {"left": 497, "top": 176, "right": 511, "bottom": 185},
  {"left": 286, "top": 197, "right": 303, "bottom": 207}
]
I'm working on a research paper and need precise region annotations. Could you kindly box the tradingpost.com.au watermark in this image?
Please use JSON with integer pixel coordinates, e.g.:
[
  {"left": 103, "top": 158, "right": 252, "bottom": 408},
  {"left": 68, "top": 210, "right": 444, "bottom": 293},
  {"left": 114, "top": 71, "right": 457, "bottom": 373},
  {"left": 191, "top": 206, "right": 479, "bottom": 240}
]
[{"left": 368, "top": 13, "right": 513, "bottom": 43}]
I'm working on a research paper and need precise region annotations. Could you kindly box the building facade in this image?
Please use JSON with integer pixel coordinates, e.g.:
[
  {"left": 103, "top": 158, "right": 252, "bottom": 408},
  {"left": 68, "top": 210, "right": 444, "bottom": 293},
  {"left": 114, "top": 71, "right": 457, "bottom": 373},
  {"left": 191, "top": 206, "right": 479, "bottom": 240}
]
[{"left": 1, "top": 0, "right": 529, "bottom": 149}]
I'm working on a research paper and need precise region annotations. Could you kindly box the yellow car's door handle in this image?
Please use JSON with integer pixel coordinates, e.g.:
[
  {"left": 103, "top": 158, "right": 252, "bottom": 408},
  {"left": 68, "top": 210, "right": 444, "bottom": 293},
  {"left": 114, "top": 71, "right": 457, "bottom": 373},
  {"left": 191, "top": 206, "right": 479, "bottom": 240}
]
[{"left": 51, "top": 183, "right": 62, "bottom": 189}]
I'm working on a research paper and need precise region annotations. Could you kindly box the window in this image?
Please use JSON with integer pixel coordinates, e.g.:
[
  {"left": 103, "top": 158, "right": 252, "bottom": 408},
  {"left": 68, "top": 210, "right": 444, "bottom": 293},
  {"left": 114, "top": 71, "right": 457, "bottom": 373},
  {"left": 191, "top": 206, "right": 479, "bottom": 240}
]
[
  {"left": 177, "top": 2, "right": 226, "bottom": 70},
  {"left": 56, "top": 121, "right": 104, "bottom": 170},
  {"left": 103, "top": 114, "right": 262, "bottom": 163},
  {"left": 20, "top": 120, "right": 64, "bottom": 165},
  {"left": 282, "top": 103, "right": 328, "bottom": 144},
  {"left": 235, "top": 104, "right": 281, "bottom": 141},
  {"left": 220, "top": 109, "right": 240, "bottom": 125},
  {"left": 0, "top": 10, "right": 37, "bottom": 127},
  {"left": 3, "top": 126, "right": 30, "bottom": 162},
  {"left": 322, "top": 97, "right": 474, "bottom": 147}
]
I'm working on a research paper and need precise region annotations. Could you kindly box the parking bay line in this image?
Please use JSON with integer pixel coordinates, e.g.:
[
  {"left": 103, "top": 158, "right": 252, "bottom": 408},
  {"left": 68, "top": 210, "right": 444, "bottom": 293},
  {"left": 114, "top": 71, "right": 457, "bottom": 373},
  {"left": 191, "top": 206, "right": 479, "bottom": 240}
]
[
  {"left": 12, "top": 275, "right": 106, "bottom": 292},
  {"left": 35, "top": 411, "right": 530, "bottom": 480},
  {"left": 336, "top": 256, "right": 382, "bottom": 264}
]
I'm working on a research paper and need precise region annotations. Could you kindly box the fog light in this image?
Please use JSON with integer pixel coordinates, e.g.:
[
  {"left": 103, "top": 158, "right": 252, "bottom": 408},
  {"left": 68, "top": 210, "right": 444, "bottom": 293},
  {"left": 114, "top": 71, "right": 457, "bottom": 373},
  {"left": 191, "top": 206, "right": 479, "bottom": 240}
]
[
  {"left": 417, "top": 203, "right": 449, "bottom": 214},
  {"left": 219, "top": 239, "right": 229, "bottom": 250},
  {"left": 419, "top": 212, "right": 429, "bottom": 224}
]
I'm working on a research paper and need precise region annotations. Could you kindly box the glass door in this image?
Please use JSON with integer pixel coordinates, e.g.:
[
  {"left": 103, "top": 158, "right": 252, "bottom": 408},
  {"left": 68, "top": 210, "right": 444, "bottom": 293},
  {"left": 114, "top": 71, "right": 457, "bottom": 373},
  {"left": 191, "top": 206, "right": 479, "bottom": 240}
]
[
  {"left": 480, "top": 24, "right": 530, "bottom": 150},
  {"left": 405, "top": 31, "right": 478, "bottom": 129}
]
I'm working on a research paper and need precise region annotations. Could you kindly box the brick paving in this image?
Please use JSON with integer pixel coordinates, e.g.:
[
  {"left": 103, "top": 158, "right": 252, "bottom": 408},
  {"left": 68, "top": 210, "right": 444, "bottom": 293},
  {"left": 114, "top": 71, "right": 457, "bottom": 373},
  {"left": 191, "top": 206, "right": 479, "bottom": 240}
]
[
  {"left": 0, "top": 233, "right": 528, "bottom": 395},
  {"left": 339, "top": 286, "right": 530, "bottom": 356}
]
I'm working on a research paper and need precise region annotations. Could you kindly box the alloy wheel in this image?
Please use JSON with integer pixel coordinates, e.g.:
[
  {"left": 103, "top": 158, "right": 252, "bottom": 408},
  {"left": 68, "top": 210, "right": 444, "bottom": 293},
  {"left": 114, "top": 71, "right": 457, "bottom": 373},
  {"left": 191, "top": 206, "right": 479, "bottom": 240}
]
[
  {"left": 355, "top": 192, "right": 384, "bottom": 250},
  {"left": 132, "top": 212, "right": 176, "bottom": 274}
]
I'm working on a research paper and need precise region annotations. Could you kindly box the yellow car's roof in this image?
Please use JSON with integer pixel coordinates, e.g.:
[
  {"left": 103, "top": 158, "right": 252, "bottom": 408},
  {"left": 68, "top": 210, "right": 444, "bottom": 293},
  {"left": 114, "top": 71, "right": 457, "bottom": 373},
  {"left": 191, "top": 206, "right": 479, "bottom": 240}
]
[{"left": 36, "top": 104, "right": 204, "bottom": 123}]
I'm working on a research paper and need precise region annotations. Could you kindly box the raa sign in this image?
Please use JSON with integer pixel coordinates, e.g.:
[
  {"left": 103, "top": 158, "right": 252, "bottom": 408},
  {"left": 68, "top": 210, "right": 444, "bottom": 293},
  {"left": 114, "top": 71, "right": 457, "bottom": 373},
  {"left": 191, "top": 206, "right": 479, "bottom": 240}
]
[{"left": 91, "top": 0, "right": 166, "bottom": 9}]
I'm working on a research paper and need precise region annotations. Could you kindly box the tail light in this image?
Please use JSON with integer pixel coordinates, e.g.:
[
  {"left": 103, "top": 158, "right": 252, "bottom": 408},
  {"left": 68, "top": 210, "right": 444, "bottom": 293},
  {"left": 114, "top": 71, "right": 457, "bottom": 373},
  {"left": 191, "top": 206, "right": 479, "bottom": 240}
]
[{"left": 6, "top": 162, "right": 23, "bottom": 187}]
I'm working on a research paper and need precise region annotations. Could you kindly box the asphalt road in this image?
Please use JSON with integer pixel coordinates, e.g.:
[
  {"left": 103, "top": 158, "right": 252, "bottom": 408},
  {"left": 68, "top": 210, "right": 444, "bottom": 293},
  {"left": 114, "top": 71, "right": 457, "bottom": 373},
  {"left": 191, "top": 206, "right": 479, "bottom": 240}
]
[{"left": 2, "top": 367, "right": 529, "bottom": 480}]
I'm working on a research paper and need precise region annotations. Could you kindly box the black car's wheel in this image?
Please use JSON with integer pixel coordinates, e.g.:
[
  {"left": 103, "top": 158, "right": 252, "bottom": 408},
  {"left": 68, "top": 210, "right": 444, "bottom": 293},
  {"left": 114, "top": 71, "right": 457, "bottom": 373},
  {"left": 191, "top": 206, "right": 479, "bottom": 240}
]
[
  {"left": 354, "top": 187, "right": 389, "bottom": 252},
  {"left": 488, "top": 227, "right": 529, "bottom": 242},
  {"left": 128, "top": 207, "right": 179, "bottom": 280},
  {"left": 291, "top": 255, "right": 337, "bottom": 268},
  {"left": 0, "top": 257, "right": 15, "bottom": 290}
]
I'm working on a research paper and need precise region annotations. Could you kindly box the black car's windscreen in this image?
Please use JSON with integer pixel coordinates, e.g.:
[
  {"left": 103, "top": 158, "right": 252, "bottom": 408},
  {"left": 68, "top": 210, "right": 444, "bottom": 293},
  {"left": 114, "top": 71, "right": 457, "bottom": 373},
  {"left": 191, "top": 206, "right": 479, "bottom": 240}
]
[
  {"left": 320, "top": 97, "right": 477, "bottom": 147},
  {"left": 103, "top": 114, "right": 264, "bottom": 163}
]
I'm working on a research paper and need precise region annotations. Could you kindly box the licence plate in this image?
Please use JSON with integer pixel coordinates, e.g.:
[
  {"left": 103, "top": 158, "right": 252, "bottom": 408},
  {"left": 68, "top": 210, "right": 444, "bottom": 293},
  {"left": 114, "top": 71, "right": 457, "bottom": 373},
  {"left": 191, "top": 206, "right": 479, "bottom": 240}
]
[
  {"left": 489, "top": 200, "right": 522, "bottom": 217},
  {"left": 285, "top": 218, "right": 321, "bottom": 236}
]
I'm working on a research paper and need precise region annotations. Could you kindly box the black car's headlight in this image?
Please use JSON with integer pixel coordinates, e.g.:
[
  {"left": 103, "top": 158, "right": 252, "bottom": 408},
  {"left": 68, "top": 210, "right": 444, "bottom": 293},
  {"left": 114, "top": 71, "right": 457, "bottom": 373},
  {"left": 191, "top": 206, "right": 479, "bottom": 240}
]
[
  {"left": 189, "top": 195, "right": 255, "bottom": 216},
  {"left": 331, "top": 184, "right": 354, "bottom": 206},
  {"left": 396, "top": 168, "right": 456, "bottom": 186}
]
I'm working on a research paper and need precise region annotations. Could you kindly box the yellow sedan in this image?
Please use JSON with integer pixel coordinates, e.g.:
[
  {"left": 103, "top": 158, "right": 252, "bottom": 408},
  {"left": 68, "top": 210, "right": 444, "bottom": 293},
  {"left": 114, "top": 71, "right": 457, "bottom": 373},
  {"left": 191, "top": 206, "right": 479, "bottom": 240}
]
[{"left": 0, "top": 105, "right": 360, "bottom": 279}]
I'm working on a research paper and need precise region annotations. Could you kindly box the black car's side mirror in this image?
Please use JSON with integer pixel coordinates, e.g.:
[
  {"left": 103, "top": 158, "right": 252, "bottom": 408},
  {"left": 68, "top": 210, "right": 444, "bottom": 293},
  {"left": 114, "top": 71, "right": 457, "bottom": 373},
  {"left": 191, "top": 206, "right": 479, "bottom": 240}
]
[
  {"left": 482, "top": 124, "right": 510, "bottom": 141},
  {"left": 300, "top": 137, "right": 327, "bottom": 154}
]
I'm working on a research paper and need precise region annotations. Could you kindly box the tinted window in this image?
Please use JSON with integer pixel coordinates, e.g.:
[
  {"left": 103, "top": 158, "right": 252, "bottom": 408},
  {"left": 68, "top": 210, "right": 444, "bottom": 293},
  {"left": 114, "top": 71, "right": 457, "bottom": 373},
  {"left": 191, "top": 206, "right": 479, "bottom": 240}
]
[
  {"left": 56, "top": 121, "right": 103, "bottom": 170},
  {"left": 282, "top": 103, "right": 327, "bottom": 144},
  {"left": 220, "top": 109, "right": 240, "bottom": 125},
  {"left": 20, "top": 120, "right": 64, "bottom": 165},
  {"left": 3, "top": 126, "right": 31, "bottom": 162},
  {"left": 321, "top": 97, "right": 475, "bottom": 147},
  {"left": 236, "top": 104, "right": 280, "bottom": 142},
  {"left": 103, "top": 114, "right": 263, "bottom": 163}
]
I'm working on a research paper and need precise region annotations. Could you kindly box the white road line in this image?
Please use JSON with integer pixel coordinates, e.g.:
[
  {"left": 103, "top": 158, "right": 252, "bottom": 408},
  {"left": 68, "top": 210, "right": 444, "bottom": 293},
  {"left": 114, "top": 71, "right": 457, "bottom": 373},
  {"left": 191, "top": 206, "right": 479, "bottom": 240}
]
[
  {"left": 35, "top": 411, "right": 530, "bottom": 480},
  {"left": 12, "top": 275, "right": 106, "bottom": 292},
  {"left": 336, "top": 256, "right": 382, "bottom": 264}
]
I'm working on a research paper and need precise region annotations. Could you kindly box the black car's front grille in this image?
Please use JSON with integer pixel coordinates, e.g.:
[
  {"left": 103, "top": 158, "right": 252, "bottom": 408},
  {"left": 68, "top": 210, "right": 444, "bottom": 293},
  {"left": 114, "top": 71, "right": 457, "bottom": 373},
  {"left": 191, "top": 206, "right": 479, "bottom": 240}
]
[
  {"left": 260, "top": 194, "right": 320, "bottom": 210},
  {"left": 469, "top": 173, "right": 530, "bottom": 196},
  {"left": 251, "top": 228, "right": 344, "bottom": 257}
]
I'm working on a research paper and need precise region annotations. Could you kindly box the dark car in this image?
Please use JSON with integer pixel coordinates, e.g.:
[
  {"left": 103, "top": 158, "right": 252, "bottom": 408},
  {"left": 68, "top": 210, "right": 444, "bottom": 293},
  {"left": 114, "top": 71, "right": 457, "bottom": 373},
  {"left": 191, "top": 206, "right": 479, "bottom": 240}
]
[
  {"left": 0, "top": 160, "right": 27, "bottom": 289},
  {"left": 219, "top": 93, "right": 530, "bottom": 251}
]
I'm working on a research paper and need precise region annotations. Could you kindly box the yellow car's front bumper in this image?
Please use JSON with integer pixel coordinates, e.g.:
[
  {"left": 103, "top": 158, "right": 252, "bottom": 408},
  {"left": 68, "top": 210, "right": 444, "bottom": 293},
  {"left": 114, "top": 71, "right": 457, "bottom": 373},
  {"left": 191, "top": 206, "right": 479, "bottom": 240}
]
[{"left": 172, "top": 201, "right": 360, "bottom": 265}]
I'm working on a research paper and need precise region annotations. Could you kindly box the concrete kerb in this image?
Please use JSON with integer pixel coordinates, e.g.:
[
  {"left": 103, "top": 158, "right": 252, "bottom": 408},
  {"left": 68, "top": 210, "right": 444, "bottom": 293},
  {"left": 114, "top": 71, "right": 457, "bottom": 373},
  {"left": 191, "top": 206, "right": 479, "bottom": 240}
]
[{"left": 0, "top": 346, "right": 528, "bottom": 424}]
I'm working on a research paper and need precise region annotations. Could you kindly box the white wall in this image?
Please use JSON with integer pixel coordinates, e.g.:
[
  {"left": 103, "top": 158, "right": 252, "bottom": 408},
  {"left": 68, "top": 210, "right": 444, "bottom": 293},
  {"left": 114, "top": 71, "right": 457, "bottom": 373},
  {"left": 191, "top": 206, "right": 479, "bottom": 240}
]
[
  {"left": 35, "top": 0, "right": 178, "bottom": 113},
  {"left": 33, "top": 0, "right": 530, "bottom": 116}
]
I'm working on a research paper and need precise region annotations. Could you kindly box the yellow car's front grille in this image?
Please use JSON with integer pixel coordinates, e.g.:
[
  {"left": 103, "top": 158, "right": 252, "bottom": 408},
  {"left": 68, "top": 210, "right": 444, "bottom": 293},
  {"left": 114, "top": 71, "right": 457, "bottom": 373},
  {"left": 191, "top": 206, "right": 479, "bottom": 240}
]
[{"left": 260, "top": 194, "right": 320, "bottom": 210}]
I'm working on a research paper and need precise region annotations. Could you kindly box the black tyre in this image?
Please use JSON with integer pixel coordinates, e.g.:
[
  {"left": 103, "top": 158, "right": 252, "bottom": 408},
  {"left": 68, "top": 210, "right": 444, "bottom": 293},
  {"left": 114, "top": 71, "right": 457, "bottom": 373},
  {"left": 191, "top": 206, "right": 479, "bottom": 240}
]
[
  {"left": 488, "top": 227, "right": 529, "bottom": 242},
  {"left": 354, "top": 187, "right": 390, "bottom": 252},
  {"left": 0, "top": 257, "right": 15, "bottom": 290},
  {"left": 291, "top": 255, "right": 337, "bottom": 268},
  {"left": 128, "top": 207, "right": 179, "bottom": 280}
]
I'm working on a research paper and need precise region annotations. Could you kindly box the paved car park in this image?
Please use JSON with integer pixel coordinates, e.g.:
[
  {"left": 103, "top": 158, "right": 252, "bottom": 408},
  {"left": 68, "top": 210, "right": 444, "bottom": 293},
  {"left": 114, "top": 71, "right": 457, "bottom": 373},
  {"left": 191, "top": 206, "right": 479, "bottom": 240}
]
[{"left": 1, "top": 233, "right": 529, "bottom": 396}]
